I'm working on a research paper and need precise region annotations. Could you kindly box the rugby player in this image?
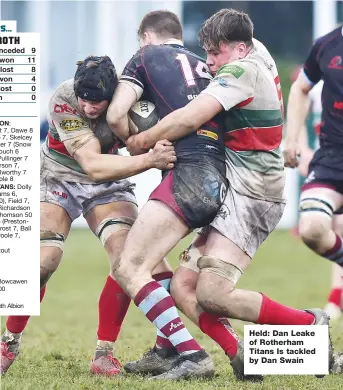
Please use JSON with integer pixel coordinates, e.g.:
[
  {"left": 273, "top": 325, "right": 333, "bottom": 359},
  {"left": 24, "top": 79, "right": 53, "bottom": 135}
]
[
  {"left": 1, "top": 55, "right": 176, "bottom": 376},
  {"left": 126, "top": 8, "right": 333, "bottom": 379},
  {"left": 107, "top": 10, "right": 230, "bottom": 380},
  {"left": 284, "top": 25, "right": 343, "bottom": 374},
  {"left": 284, "top": 24, "right": 343, "bottom": 273},
  {"left": 290, "top": 71, "right": 343, "bottom": 321}
]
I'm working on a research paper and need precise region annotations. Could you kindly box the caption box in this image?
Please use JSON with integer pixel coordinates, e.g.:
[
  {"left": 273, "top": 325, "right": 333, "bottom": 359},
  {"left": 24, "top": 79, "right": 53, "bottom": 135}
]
[
  {"left": 244, "top": 325, "right": 329, "bottom": 375},
  {"left": 0, "top": 21, "right": 40, "bottom": 316}
]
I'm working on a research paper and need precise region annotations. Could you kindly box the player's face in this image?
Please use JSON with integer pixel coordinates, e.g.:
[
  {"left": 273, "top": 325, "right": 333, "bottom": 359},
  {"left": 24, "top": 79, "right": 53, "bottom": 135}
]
[
  {"left": 77, "top": 98, "right": 109, "bottom": 119},
  {"left": 205, "top": 42, "right": 245, "bottom": 75}
]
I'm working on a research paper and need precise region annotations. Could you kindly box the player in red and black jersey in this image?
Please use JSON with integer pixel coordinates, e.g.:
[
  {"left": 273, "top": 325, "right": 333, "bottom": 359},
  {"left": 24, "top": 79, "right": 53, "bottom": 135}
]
[
  {"left": 107, "top": 10, "right": 229, "bottom": 380},
  {"left": 285, "top": 27, "right": 343, "bottom": 373},
  {"left": 284, "top": 25, "right": 343, "bottom": 281},
  {"left": 120, "top": 43, "right": 225, "bottom": 169}
]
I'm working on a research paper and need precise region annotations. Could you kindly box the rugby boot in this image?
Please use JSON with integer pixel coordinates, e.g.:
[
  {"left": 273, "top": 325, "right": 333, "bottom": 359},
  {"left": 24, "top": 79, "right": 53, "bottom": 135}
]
[
  {"left": 149, "top": 349, "right": 214, "bottom": 380},
  {"left": 331, "top": 352, "right": 343, "bottom": 374},
  {"left": 304, "top": 308, "right": 334, "bottom": 377},
  {"left": 90, "top": 348, "right": 121, "bottom": 376},
  {"left": 124, "top": 346, "right": 179, "bottom": 375},
  {"left": 230, "top": 340, "right": 263, "bottom": 382},
  {"left": 1, "top": 331, "right": 21, "bottom": 375}
]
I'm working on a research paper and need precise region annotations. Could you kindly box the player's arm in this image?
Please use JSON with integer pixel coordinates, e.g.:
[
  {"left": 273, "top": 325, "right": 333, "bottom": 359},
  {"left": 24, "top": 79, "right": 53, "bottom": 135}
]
[
  {"left": 65, "top": 136, "right": 175, "bottom": 182},
  {"left": 286, "top": 73, "right": 313, "bottom": 152},
  {"left": 127, "top": 63, "right": 255, "bottom": 153},
  {"left": 107, "top": 83, "right": 138, "bottom": 143},
  {"left": 50, "top": 94, "right": 175, "bottom": 182},
  {"left": 284, "top": 40, "right": 322, "bottom": 168},
  {"left": 128, "top": 94, "right": 223, "bottom": 153},
  {"left": 107, "top": 50, "right": 144, "bottom": 142}
]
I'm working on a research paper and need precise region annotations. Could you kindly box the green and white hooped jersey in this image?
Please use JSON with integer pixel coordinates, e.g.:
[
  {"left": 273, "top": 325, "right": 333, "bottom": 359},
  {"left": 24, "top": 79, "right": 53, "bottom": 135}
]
[{"left": 201, "top": 39, "right": 286, "bottom": 202}]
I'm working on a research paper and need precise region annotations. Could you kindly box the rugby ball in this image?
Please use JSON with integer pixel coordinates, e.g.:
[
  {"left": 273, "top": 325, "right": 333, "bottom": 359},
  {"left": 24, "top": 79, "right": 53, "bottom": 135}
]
[{"left": 128, "top": 100, "right": 159, "bottom": 134}]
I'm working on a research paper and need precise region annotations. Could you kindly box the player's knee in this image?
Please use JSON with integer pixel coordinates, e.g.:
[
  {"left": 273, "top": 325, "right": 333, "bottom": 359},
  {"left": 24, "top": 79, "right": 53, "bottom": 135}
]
[
  {"left": 40, "top": 255, "right": 61, "bottom": 287},
  {"left": 298, "top": 196, "right": 333, "bottom": 249},
  {"left": 298, "top": 216, "right": 330, "bottom": 250},
  {"left": 40, "top": 230, "right": 65, "bottom": 287},
  {"left": 196, "top": 255, "right": 240, "bottom": 312}
]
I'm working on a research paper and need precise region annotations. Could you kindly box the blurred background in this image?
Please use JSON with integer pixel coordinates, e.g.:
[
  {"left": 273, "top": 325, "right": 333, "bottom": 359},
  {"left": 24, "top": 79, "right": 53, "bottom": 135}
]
[{"left": 1, "top": 0, "right": 342, "bottom": 228}]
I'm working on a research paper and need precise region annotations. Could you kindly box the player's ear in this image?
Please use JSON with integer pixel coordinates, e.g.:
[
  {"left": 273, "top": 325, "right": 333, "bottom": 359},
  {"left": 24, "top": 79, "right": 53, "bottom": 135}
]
[
  {"left": 139, "top": 31, "right": 152, "bottom": 47},
  {"left": 236, "top": 42, "right": 247, "bottom": 58}
]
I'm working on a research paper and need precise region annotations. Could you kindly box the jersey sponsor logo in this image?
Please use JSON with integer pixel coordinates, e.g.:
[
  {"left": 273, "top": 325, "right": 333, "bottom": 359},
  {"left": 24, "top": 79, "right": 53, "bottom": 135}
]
[
  {"left": 197, "top": 129, "right": 218, "bottom": 140},
  {"left": 217, "top": 64, "right": 245, "bottom": 79},
  {"left": 333, "top": 101, "right": 343, "bottom": 110},
  {"left": 54, "top": 103, "right": 78, "bottom": 115},
  {"left": 328, "top": 56, "right": 343, "bottom": 70},
  {"left": 187, "top": 94, "right": 198, "bottom": 100},
  {"left": 60, "top": 119, "right": 85, "bottom": 131}
]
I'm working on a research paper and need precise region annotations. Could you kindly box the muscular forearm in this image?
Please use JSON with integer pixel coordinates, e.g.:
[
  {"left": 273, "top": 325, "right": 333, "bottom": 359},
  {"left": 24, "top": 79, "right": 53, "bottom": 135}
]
[
  {"left": 107, "top": 82, "right": 138, "bottom": 143},
  {"left": 107, "top": 112, "right": 131, "bottom": 143},
  {"left": 286, "top": 82, "right": 310, "bottom": 144},
  {"left": 79, "top": 152, "right": 153, "bottom": 182},
  {"left": 142, "top": 109, "right": 194, "bottom": 149}
]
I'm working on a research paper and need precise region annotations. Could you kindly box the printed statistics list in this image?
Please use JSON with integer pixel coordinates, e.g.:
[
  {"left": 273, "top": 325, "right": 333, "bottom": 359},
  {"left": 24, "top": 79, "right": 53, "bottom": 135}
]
[{"left": 0, "top": 21, "right": 40, "bottom": 315}]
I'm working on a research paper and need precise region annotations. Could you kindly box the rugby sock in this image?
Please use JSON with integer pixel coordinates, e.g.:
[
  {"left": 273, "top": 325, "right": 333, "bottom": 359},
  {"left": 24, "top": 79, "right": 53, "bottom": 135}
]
[
  {"left": 153, "top": 272, "right": 174, "bottom": 350},
  {"left": 135, "top": 280, "right": 202, "bottom": 355},
  {"left": 323, "top": 234, "right": 343, "bottom": 267},
  {"left": 199, "top": 312, "right": 239, "bottom": 359},
  {"left": 6, "top": 286, "right": 46, "bottom": 334},
  {"left": 327, "top": 288, "right": 343, "bottom": 308},
  {"left": 97, "top": 275, "right": 130, "bottom": 343},
  {"left": 257, "top": 294, "right": 315, "bottom": 325}
]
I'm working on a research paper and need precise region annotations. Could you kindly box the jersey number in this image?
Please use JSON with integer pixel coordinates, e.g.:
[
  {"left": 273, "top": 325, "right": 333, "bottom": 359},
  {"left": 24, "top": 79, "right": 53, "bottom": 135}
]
[{"left": 176, "top": 53, "right": 211, "bottom": 87}]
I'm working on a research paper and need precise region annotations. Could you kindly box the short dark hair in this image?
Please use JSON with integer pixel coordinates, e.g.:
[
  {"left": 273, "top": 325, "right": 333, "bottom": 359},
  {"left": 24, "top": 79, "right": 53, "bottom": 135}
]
[
  {"left": 198, "top": 8, "right": 253, "bottom": 51},
  {"left": 138, "top": 10, "right": 183, "bottom": 40}
]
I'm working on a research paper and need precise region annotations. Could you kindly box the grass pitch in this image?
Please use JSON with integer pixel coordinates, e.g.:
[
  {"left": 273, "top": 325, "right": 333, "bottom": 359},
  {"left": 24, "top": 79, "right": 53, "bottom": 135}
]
[{"left": 1, "top": 229, "right": 343, "bottom": 389}]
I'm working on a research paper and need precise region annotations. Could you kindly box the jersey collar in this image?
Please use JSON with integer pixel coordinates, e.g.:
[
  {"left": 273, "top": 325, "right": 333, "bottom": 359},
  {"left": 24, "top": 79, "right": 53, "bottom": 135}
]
[{"left": 162, "top": 38, "right": 184, "bottom": 47}]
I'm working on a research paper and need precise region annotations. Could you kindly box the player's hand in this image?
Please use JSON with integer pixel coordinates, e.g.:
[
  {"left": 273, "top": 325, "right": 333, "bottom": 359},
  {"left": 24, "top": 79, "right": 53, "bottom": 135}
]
[
  {"left": 149, "top": 140, "right": 176, "bottom": 170},
  {"left": 283, "top": 141, "right": 301, "bottom": 168},
  {"left": 126, "top": 134, "right": 147, "bottom": 155},
  {"left": 297, "top": 147, "right": 314, "bottom": 177}
]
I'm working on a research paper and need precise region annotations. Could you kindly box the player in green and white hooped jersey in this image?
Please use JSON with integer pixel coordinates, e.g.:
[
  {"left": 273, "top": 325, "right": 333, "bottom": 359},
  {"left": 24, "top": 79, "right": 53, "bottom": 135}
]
[
  {"left": 1, "top": 55, "right": 175, "bottom": 377},
  {"left": 126, "top": 8, "right": 333, "bottom": 380}
]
